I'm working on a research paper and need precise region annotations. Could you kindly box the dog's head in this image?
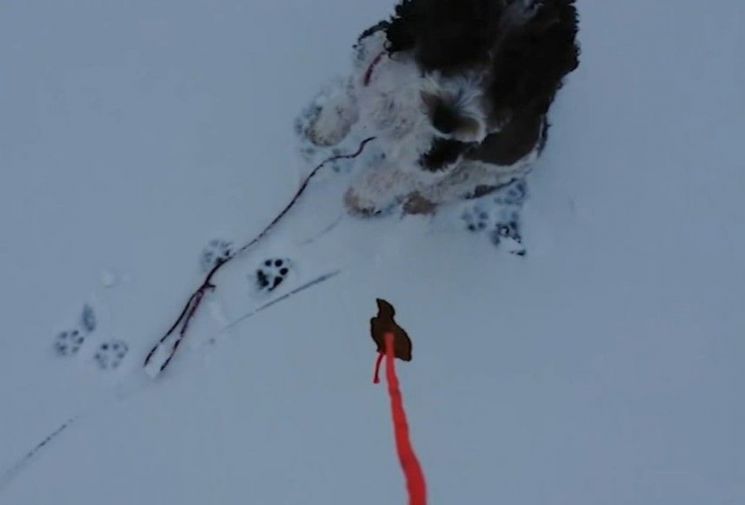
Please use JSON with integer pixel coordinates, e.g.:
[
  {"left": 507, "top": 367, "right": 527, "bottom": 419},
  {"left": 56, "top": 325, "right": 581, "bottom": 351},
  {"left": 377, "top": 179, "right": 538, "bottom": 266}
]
[
  {"left": 381, "top": 0, "right": 578, "bottom": 172},
  {"left": 357, "top": 0, "right": 579, "bottom": 173}
]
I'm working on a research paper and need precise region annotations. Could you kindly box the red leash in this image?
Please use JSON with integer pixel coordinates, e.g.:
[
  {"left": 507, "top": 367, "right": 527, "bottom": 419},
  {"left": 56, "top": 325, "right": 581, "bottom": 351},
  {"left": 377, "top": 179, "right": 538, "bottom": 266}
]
[
  {"left": 373, "top": 351, "right": 384, "bottom": 384},
  {"left": 376, "top": 332, "right": 427, "bottom": 505}
]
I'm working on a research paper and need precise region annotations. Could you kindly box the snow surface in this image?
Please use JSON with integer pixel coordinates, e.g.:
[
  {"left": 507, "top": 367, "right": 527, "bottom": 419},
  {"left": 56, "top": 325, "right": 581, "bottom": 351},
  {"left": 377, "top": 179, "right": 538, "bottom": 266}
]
[{"left": 1, "top": 0, "right": 744, "bottom": 503}]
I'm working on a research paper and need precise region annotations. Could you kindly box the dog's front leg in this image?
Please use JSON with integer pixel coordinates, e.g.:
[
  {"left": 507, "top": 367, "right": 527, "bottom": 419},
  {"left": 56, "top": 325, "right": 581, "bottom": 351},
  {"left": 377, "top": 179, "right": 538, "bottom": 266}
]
[
  {"left": 306, "top": 79, "right": 360, "bottom": 147},
  {"left": 344, "top": 161, "right": 419, "bottom": 216}
]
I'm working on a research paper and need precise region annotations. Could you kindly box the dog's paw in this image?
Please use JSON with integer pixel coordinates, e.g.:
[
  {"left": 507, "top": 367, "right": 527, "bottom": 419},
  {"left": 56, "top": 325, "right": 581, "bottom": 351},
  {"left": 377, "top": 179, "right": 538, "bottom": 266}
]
[
  {"left": 254, "top": 258, "right": 292, "bottom": 293},
  {"left": 303, "top": 88, "right": 358, "bottom": 148},
  {"left": 307, "top": 108, "right": 355, "bottom": 148},
  {"left": 402, "top": 192, "right": 438, "bottom": 216},
  {"left": 343, "top": 187, "right": 390, "bottom": 217}
]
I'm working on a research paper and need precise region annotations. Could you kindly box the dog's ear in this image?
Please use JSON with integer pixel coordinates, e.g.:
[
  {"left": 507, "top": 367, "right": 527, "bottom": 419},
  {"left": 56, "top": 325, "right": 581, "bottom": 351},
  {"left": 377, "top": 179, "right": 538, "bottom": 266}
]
[{"left": 454, "top": 116, "right": 485, "bottom": 142}]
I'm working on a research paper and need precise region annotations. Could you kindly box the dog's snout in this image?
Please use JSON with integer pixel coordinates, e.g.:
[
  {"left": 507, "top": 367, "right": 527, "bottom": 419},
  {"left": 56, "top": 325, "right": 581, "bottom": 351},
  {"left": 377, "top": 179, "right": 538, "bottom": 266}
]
[
  {"left": 421, "top": 91, "right": 459, "bottom": 135},
  {"left": 431, "top": 102, "right": 459, "bottom": 135}
]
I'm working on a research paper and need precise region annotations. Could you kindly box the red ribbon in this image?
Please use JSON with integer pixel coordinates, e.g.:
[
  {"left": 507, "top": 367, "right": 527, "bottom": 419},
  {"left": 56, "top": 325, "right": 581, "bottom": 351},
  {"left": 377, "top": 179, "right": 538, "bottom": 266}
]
[{"left": 375, "top": 332, "right": 427, "bottom": 505}]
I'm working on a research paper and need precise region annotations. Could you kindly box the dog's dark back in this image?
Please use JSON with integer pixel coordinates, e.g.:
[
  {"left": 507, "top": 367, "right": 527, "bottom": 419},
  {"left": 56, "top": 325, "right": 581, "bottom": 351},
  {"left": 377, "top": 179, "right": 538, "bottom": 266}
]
[
  {"left": 474, "top": 0, "right": 578, "bottom": 167},
  {"left": 486, "top": 0, "right": 579, "bottom": 117}
]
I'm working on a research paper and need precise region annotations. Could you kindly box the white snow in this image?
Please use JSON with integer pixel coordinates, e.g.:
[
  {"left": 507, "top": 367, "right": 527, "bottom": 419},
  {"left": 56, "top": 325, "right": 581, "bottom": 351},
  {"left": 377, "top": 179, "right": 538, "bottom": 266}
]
[
  {"left": 1, "top": 0, "right": 744, "bottom": 504},
  {"left": 100, "top": 270, "right": 119, "bottom": 289}
]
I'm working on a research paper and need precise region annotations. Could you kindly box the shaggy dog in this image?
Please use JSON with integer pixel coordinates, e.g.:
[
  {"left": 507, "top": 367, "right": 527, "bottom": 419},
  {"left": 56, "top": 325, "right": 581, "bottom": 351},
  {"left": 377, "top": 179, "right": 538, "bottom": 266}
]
[{"left": 305, "top": 0, "right": 579, "bottom": 216}]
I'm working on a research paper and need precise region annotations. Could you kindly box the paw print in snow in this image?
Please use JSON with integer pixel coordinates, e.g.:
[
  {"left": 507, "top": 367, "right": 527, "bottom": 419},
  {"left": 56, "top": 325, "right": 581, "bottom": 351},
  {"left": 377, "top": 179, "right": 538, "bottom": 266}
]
[
  {"left": 294, "top": 103, "right": 322, "bottom": 141},
  {"left": 93, "top": 340, "right": 129, "bottom": 370},
  {"left": 53, "top": 304, "right": 96, "bottom": 356},
  {"left": 493, "top": 179, "right": 527, "bottom": 206},
  {"left": 54, "top": 329, "right": 85, "bottom": 356},
  {"left": 81, "top": 304, "right": 96, "bottom": 333},
  {"left": 200, "top": 239, "right": 233, "bottom": 272},
  {"left": 461, "top": 183, "right": 527, "bottom": 256},
  {"left": 294, "top": 105, "right": 322, "bottom": 161},
  {"left": 255, "top": 258, "right": 291, "bottom": 293},
  {"left": 327, "top": 147, "right": 354, "bottom": 174},
  {"left": 463, "top": 207, "right": 491, "bottom": 232},
  {"left": 490, "top": 219, "right": 526, "bottom": 256}
]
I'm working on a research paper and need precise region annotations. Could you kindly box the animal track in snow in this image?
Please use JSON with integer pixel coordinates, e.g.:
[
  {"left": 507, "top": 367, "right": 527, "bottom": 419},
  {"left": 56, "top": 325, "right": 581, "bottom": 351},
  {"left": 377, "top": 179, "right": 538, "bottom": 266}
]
[
  {"left": 93, "top": 340, "right": 129, "bottom": 370},
  {"left": 254, "top": 258, "right": 292, "bottom": 293},
  {"left": 461, "top": 179, "right": 527, "bottom": 256},
  {"left": 200, "top": 239, "right": 233, "bottom": 272},
  {"left": 53, "top": 329, "right": 86, "bottom": 356}
]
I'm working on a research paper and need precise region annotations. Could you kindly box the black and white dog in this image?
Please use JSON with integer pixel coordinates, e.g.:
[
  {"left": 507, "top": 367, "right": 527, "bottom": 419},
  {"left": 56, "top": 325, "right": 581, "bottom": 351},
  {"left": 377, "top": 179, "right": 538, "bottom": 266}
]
[{"left": 305, "top": 0, "right": 579, "bottom": 216}]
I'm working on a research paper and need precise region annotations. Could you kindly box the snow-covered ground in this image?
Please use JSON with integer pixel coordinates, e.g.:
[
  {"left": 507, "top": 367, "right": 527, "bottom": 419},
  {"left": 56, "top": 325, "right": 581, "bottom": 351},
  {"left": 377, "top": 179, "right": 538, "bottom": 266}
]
[{"left": 1, "top": 0, "right": 743, "bottom": 503}]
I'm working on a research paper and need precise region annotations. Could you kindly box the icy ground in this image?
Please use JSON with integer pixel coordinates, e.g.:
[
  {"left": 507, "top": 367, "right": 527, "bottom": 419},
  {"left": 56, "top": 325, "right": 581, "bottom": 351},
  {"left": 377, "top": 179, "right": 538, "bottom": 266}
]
[{"left": 1, "top": 0, "right": 744, "bottom": 503}]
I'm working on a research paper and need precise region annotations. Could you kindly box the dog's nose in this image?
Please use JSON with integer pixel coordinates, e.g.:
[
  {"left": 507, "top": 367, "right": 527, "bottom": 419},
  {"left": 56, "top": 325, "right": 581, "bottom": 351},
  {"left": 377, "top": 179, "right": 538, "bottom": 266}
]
[
  {"left": 422, "top": 91, "right": 460, "bottom": 136},
  {"left": 431, "top": 102, "right": 459, "bottom": 135}
]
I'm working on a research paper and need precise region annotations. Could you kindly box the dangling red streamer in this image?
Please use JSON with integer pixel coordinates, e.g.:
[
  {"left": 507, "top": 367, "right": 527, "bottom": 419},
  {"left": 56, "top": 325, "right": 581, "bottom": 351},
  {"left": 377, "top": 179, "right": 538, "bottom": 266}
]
[
  {"left": 373, "top": 351, "right": 384, "bottom": 384},
  {"left": 381, "top": 332, "right": 427, "bottom": 505}
]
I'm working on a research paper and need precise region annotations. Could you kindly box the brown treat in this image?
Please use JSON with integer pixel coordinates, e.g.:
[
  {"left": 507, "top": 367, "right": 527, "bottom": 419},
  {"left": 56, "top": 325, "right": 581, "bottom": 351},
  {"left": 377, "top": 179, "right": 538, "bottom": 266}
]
[{"left": 370, "top": 298, "right": 413, "bottom": 361}]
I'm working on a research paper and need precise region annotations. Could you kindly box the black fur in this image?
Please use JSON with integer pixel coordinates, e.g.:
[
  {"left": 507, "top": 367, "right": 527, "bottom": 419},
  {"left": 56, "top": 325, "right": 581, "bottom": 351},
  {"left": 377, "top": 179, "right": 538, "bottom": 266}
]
[
  {"left": 486, "top": 0, "right": 580, "bottom": 116},
  {"left": 386, "top": 0, "right": 503, "bottom": 74}
]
